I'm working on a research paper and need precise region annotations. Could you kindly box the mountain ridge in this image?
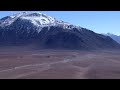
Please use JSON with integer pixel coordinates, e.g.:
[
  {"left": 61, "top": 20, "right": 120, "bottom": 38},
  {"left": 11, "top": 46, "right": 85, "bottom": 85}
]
[
  {"left": 0, "top": 12, "right": 120, "bottom": 49},
  {"left": 103, "top": 33, "right": 120, "bottom": 44}
]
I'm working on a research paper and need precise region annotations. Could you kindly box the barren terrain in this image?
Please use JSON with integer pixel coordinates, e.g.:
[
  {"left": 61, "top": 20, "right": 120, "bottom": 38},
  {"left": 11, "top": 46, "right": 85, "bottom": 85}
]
[{"left": 0, "top": 46, "right": 120, "bottom": 79}]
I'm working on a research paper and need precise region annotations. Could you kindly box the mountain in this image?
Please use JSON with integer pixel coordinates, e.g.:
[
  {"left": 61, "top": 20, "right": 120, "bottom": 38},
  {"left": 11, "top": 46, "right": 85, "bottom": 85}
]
[
  {"left": 103, "top": 33, "right": 120, "bottom": 44},
  {"left": 0, "top": 12, "right": 120, "bottom": 49}
]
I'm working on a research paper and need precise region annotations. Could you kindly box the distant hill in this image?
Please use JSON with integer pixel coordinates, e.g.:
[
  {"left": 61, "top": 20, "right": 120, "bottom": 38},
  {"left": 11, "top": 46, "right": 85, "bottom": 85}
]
[{"left": 103, "top": 33, "right": 120, "bottom": 44}]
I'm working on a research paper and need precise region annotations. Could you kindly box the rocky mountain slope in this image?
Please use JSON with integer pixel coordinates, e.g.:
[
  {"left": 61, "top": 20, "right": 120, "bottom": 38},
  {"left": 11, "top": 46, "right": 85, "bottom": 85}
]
[{"left": 0, "top": 12, "right": 119, "bottom": 49}]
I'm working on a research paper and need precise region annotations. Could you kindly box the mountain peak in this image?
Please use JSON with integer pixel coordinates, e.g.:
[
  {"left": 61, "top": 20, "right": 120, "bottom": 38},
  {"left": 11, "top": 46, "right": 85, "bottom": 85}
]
[
  {"left": 0, "top": 12, "right": 56, "bottom": 27},
  {"left": 10, "top": 12, "right": 29, "bottom": 18},
  {"left": 0, "top": 12, "right": 81, "bottom": 30}
]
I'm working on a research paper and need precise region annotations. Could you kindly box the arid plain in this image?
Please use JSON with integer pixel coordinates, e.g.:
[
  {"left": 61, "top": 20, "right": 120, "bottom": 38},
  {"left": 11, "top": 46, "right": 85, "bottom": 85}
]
[{"left": 0, "top": 46, "right": 120, "bottom": 79}]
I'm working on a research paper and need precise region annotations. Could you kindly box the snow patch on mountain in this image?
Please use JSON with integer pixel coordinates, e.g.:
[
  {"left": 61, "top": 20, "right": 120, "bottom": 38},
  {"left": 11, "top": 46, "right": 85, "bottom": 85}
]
[
  {"left": 21, "top": 16, "right": 56, "bottom": 26},
  {"left": 0, "top": 12, "right": 82, "bottom": 32}
]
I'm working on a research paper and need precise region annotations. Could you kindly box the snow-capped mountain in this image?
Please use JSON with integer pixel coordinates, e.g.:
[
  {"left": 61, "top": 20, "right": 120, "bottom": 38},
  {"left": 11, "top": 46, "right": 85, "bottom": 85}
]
[
  {"left": 0, "top": 12, "right": 81, "bottom": 32},
  {"left": 0, "top": 12, "right": 119, "bottom": 49},
  {"left": 0, "top": 12, "right": 56, "bottom": 27},
  {"left": 103, "top": 33, "right": 120, "bottom": 44}
]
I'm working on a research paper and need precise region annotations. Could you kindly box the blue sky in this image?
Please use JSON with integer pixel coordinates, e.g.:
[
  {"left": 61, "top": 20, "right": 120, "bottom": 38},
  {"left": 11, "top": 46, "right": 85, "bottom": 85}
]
[{"left": 0, "top": 11, "right": 120, "bottom": 35}]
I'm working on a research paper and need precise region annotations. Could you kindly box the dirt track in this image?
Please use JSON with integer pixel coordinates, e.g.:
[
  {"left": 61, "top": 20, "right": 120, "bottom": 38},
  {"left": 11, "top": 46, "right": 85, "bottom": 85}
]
[{"left": 0, "top": 47, "right": 120, "bottom": 79}]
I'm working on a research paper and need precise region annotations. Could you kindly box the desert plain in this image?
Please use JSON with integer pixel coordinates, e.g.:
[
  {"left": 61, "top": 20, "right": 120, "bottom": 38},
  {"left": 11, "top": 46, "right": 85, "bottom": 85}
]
[{"left": 0, "top": 46, "right": 120, "bottom": 79}]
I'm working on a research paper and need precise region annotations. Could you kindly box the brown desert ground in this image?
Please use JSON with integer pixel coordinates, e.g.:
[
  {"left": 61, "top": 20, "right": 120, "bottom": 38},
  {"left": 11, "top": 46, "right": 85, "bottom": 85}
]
[{"left": 0, "top": 46, "right": 120, "bottom": 79}]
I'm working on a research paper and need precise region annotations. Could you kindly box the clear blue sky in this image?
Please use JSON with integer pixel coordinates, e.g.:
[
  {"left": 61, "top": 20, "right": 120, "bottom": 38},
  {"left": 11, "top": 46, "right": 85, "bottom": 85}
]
[{"left": 0, "top": 11, "right": 120, "bottom": 35}]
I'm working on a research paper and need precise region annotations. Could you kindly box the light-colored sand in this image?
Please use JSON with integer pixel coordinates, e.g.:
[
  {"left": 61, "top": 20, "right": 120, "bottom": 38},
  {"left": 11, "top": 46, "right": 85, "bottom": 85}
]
[{"left": 0, "top": 47, "right": 120, "bottom": 79}]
